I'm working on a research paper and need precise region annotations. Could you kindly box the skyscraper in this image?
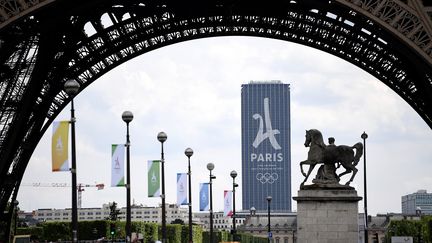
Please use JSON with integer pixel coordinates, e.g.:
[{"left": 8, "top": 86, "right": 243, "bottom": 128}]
[{"left": 241, "top": 81, "right": 291, "bottom": 211}]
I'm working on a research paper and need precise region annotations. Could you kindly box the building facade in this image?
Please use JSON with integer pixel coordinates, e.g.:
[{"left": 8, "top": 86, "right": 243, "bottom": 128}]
[
  {"left": 402, "top": 190, "right": 432, "bottom": 215},
  {"left": 237, "top": 210, "right": 297, "bottom": 243},
  {"left": 193, "top": 211, "right": 246, "bottom": 231},
  {"left": 32, "top": 203, "right": 188, "bottom": 224},
  {"left": 241, "top": 81, "right": 291, "bottom": 211}
]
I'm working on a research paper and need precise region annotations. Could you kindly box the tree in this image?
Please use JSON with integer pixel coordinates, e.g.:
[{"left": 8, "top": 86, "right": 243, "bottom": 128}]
[{"left": 107, "top": 202, "right": 120, "bottom": 221}]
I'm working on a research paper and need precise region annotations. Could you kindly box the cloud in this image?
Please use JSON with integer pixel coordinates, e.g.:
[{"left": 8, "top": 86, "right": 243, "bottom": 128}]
[{"left": 18, "top": 37, "right": 432, "bottom": 216}]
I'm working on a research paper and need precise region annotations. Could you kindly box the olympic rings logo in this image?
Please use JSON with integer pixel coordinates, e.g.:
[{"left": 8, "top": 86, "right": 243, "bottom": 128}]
[{"left": 256, "top": 173, "right": 279, "bottom": 184}]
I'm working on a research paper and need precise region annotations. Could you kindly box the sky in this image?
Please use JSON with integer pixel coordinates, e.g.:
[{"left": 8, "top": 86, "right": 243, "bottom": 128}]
[{"left": 17, "top": 36, "right": 432, "bottom": 215}]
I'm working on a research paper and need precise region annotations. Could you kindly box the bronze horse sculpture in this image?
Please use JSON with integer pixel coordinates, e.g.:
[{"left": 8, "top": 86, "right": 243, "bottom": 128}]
[{"left": 300, "top": 129, "right": 363, "bottom": 186}]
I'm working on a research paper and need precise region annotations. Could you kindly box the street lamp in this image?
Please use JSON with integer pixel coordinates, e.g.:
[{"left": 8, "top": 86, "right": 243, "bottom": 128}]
[
  {"left": 361, "top": 131, "right": 368, "bottom": 243},
  {"left": 157, "top": 132, "right": 167, "bottom": 243},
  {"left": 64, "top": 79, "right": 80, "bottom": 243},
  {"left": 207, "top": 163, "right": 216, "bottom": 243},
  {"left": 230, "top": 170, "right": 238, "bottom": 240},
  {"left": 184, "top": 148, "right": 194, "bottom": 243},
  {"left": 122, "top": 111, "right": 133, "bottom": 243},
  {"left": 250, "top": 207, "right": 256, "bottom": 216},
  {"left": 266, "top": 196, "right": 272, "bottom": 243},
  {"left": 13, "top": 200, "right": 19, "bottom": 236}
]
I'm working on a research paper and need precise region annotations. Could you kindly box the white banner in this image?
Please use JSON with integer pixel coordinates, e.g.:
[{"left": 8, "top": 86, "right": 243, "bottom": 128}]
[
  {"left": 177, "top": 173, "right": 188, "bottom": 206},
  {"left": 111, "top": 144, "right": 125, "bottom": 187}
]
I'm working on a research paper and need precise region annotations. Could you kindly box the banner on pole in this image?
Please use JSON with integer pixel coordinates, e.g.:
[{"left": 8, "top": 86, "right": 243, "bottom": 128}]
[
  {"left": 177, "top": 173, "right": 188, "bottom": 206},
  {"left": 51, "top": 121, "right": 69, "bottom": 172},
  {"left": 199, "top": 183, "right": 209, "bottom": 211},
  {"left": 148, "top": 160, "right": 161, "bottom": 197},
  {"left": 224, "top": 190, "right": 233, "bottom": 217},
  {"left": 111, "top": 144, "right": 125, "bottom": 187}
]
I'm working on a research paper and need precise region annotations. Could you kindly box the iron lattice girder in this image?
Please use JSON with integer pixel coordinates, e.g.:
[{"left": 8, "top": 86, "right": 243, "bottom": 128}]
[
  {"left": 0, "top": 0, "right": 55, "bottom": 29},
  {"left": 1, "top": 0, "right": 432, "bottom": 65},
  {"left": 0, "top": 0, "right": 432, "bottom": 239},
  {"left": 57, "top": 1, "right": 431, "bottom": 124}
]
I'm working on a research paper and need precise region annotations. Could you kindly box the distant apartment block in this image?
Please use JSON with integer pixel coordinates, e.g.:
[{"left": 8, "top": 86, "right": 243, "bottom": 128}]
[
  {"left": 402, "top": 190, "right": 432, "bottom": 215},
  {"left": 33, "top": 203, "right": 188, "bottom": 224},
  {"left": 29, "top": 203, "right": 246, "bottom": 230}
]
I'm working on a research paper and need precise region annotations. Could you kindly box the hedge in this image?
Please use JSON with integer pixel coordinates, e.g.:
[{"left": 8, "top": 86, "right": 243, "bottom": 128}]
[{"left": 16, "top": 220, "right": 263, "bottom": 243}]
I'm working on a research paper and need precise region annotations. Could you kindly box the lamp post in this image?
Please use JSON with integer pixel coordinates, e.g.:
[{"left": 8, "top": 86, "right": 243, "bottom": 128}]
[
  {"left": 184, "top": 148, "right": 194, "bottom": 243},
  {"left": 416, "top": 208, "right": 423, "bottom": 243},
  {"left": 13, "top": 200, "right": 19, "bottom": 236},
  {"left": 250, "top": 207, "right": 256, "bottom": 216},
  {"left": 122, "top": 111, "right": 133, "bottom": 243},
  {"left": 230, "top": 170, "right": 238, "bottom": 240},
  {"left": 207, "top": 163, "right": 216, "bottom": 243},
  {"left": 266, "top": 196, "right": 272, "bottom": 243},
  {"left": 361, "top": 132, "right": 368, "bottom": 243},
  {"left": 157, "top": 132, "right": 167, "bottom": 243},
  {"left": 64, "top": 79, "right": 80, "bottom": 243}
]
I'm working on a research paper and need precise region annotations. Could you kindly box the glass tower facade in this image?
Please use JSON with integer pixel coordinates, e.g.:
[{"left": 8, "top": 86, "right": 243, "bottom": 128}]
[
  {"left": 241, "top": 81, "right": 291, "bottom": 211},
  {"left": 402, "top": 190, "right": 432, "bottom": 215}
]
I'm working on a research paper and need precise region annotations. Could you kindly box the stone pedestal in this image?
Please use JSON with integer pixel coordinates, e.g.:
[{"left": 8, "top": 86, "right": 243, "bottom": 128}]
[{"left": 293, "top": 189, "right": 362, "bottom": 243}]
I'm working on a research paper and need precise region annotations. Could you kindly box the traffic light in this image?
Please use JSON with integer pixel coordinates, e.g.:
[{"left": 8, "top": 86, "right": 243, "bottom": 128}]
[{"left": 110, "top": 223, "right": 116, "bottom": 236}]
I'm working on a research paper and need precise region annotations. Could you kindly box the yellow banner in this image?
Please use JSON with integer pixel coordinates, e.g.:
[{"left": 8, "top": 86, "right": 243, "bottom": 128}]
[{"left": 51, "top": 121, "right": 69, "bottom": 172}]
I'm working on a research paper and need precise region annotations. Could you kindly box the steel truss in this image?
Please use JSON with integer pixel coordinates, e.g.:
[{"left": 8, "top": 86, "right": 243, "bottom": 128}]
[{"left": 0, "top": 0, "right": 432, "bottom": 239}]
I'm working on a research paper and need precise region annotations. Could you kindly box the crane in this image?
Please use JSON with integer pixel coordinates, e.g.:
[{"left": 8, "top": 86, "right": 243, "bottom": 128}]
[{"left": 21, "top": 182, "right": 104, "bottom": 208}]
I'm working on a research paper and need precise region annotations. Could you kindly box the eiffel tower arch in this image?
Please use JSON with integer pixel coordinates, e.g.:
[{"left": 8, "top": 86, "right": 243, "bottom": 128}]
[{"left": 1, "top": 0, "right": 432, "bottom": 238}]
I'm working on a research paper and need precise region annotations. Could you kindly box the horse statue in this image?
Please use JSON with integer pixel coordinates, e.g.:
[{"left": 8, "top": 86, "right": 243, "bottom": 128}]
[{"left": 299, "top": 129, "right": 363, "bottom": 187}]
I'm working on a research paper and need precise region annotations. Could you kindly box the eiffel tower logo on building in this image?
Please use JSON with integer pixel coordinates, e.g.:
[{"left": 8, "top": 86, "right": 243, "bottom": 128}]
[{"left": 252, "top": 97, "right": 281, "bottom": 150}]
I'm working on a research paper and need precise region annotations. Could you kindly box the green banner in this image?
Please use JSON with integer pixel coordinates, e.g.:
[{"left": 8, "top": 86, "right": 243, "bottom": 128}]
[{"left": 147, "top": 160, "right": 160, "bottom": 197}]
